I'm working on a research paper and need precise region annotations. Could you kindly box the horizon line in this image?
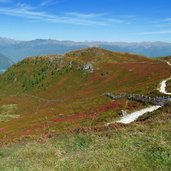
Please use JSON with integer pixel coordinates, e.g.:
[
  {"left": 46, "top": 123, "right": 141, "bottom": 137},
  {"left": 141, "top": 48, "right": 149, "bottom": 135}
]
[{"left": 1, "top": 36, "right": 171, "bottom": 44}]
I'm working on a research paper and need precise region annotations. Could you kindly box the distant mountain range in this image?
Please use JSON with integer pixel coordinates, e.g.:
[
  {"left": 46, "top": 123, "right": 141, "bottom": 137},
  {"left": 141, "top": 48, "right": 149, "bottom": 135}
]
[
  {"left": 1, "top": 37, "right": 171, "bottom": 64},
  {"left": 0, "top": 53, "right": 13, "bottom": 72}
]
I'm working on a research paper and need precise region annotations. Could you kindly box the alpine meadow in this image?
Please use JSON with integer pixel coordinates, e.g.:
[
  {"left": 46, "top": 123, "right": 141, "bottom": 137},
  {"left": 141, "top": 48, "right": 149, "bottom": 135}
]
[{"left": 0, "top": 0, "right": 171, "bottom": 171}]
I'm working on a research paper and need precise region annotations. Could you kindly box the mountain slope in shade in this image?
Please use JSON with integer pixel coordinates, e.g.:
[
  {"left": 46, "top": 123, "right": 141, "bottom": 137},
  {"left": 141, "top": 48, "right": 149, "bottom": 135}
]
[{"left": 0, "top": 53, "right": 13, "bottom": 71}]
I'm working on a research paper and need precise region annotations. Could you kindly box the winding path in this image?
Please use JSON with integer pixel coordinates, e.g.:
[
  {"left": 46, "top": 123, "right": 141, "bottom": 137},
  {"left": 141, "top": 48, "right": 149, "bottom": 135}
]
[
  {"left": 166, "top": 61, "right": 171, "bottom": 66},
  {"left": 116, "top": 106, "right": 161, "bottom": 124},
  {"left": 158, "top": 61, "right": 171, "bottom": 96},
  {"left": 159, "top": 78, "right": 171, "bottom": 95},
  {"left": 109, "top": 61, "right": 171, "bottom": 124},
  {"left": 159, "top": 62, "right": 171, "bottom": 95}
]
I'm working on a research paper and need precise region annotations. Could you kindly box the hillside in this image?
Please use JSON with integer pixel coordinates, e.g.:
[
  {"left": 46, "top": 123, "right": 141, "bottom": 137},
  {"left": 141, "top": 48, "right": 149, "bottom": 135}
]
[
  {"left": 0, "top": 53, "right": 13, "bottom": 71},
  {"left": 0, "top": 108, "right": 170, "bottom": 170},
  {"left": 0, "top": 48, "right": 170, "bottom": 170},
  {"left": 160, "top": 56, "right": 171, "bottom": 63},
  {"left": 0, "top": 47, "right": 169, "bottom": 96},
  {"left": 0, "top": 47, "right": 170, "bottom": 143}
]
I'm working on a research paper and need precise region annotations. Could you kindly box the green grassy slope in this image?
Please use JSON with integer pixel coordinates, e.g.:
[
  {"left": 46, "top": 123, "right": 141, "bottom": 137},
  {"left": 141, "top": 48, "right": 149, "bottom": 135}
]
[
  {"left": 0, "top": 105, "right": 170, "bottom": 171},
  {"left": 0, "top": 47, "right": 170, "bottom": 143},
  {"left": 160, "top": 56, "right": 171, "bottom": 63},
  {"left": 0, "top": 47, "right": 170, "bottom": 96}
]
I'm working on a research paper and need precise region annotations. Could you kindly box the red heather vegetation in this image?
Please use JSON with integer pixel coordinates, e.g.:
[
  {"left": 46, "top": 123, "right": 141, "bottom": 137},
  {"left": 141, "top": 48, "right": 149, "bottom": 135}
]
[{"left": 0, "top": 48, "right": 170, "bottom": 143}]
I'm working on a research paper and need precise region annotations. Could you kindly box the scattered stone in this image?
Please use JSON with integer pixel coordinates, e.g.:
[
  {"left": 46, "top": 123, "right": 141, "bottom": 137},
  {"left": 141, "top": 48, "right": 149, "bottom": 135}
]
[
  {"left": 105, "top": 92, "right": 171, "bottom": 106},
  {"left": 83, "top": 63, "right": 94, "bottom": 73},
  {"left": 59, "top": 114, "right": 64, "bottom": 118},
  {"left": 121, "top": 110, "right": 127, "bottom": 116}
]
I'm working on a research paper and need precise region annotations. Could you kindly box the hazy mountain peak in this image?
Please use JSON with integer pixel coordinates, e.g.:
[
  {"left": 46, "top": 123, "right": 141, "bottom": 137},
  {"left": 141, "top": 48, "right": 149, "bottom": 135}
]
[{"left": 1, "top": 37, "right": 171, "bottom": 63}]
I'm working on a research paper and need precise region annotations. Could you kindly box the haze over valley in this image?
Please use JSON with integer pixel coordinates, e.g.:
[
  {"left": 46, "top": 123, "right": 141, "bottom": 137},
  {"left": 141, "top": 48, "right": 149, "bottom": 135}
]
[{"left": 1, "top": 37, "right": 171, "bottom": 62}]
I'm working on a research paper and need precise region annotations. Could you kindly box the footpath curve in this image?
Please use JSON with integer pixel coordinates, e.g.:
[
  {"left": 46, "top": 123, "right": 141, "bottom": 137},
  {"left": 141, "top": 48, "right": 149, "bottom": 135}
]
[{"left": 108, "top": 61, "right": 171, "bottom": 124}]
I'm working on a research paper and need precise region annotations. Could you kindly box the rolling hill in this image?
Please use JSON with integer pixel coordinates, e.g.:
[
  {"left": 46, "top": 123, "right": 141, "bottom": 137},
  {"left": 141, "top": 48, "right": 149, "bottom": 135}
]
[
  {"left": 160, "top": 56, "right": 171, "bottom": 63},
  {"left": 0, "top": 48, "right": 170, "bottom": 170},
  {"left": 0, "top": 47, "right": 170, "bottom": 143}
]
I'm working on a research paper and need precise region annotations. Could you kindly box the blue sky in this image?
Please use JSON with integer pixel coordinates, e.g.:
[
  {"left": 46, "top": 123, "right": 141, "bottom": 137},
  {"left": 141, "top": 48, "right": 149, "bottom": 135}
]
[{"left": 0, "top": 0, "right": 171, "bottom": 42}]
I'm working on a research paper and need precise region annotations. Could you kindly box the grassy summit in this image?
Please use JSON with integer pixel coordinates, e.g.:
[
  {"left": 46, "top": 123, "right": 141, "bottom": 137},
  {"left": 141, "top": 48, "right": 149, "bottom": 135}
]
[{"left": 0, "top": 47, "right": 170, "bottom": 95}]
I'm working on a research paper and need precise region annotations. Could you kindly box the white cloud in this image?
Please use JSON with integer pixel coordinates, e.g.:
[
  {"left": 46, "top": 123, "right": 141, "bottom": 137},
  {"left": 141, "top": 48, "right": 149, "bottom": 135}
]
[
  {"left": 152, "top": 18, "right": 171, "bottom": 28},
  {"left": 0, "top": 0, "right": 10, "bottom": 3},
  {"left": 106, "top": 18, "right": 124, "bottom": 24},
  {"left": 138, "top": 30, "right": 171, "bottom": 35},
  {"left": 66, "top": 12, "right": 105, "bottom": 19},
  {"left": 41, "top": 0, "right": 53, "bottom": 6},
  {"left": 41, "top": 0, "right": 62, "bottom": 6},
  {"left": 0, "top": 4, "right": 127, "bottom": 26},
  {"left": 163, "top": 18, "right": 171, "bottom": 22}
]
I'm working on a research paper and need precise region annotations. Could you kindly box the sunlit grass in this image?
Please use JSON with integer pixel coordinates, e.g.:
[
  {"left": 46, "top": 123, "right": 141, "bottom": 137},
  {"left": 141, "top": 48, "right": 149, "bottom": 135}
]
[
  {"left": 0, "top": 104, "right": 20, "bottom": 122},
  {"left": 0, "top": 117, "right": 170, "bottom": 171}
]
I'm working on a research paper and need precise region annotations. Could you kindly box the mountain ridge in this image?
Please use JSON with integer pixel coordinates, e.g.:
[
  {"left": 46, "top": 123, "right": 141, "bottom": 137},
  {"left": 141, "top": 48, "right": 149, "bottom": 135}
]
[
  {"left": 0, "top": 53, "right": 13, "bottom": 71},
  {"left": 1, "top": 37, "right": 171, "bottom": 62}
]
